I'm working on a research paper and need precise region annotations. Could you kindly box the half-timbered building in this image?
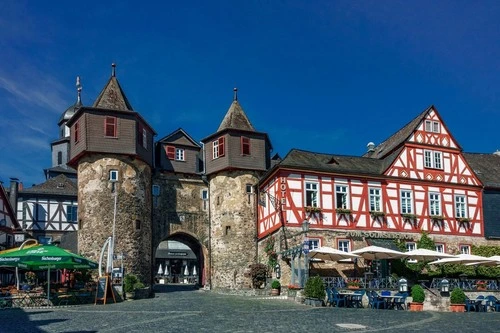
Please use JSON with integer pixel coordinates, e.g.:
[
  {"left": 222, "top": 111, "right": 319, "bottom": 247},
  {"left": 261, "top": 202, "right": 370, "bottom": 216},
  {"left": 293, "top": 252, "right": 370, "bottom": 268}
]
[
  {"left": 0, "top": 181, "right": 20, "bottom": 250},
  {"left": 258, "top": 105, "right": 500, "bottom": 285}
]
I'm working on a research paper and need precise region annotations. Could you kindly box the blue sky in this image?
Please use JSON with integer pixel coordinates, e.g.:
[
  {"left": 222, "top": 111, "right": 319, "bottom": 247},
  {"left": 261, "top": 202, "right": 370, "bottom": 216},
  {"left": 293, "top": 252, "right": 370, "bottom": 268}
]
[{"left": 1, "top": 1, "right": 500, "bottom": 187}]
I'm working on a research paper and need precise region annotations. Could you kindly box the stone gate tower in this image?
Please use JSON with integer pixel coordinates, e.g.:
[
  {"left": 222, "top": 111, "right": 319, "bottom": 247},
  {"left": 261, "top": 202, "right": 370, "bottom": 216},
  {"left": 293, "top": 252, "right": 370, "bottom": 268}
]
[
  {"left": 67, "top": 65, "right": 156, "bottom": 283},
  {"left": 202, "top": 89, "right": 272, "bottom": 289}
]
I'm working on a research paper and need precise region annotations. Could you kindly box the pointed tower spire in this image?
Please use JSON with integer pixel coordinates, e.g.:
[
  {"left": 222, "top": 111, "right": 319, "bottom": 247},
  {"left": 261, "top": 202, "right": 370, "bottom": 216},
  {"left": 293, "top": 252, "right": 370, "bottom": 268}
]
[
  {"left": 217, "top": 88, "right": 255, "bottom": 132},
  {"left": 92, "top": 63, "right": 134, "bottom": 111}
]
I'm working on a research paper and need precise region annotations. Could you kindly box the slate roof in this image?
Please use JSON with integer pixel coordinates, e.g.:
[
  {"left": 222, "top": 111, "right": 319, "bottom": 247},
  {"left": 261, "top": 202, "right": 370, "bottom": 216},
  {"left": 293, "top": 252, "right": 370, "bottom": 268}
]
[
  {"left": 463, "top": 152, "right": 500, "bottom": 188},
  {"left": 44, "top": 165, "right": 77, "bottom": 176},
  {"left": 157, "top": 128, "right": 201, "bottom": 147},
  {"left": 92, "top": 76, "right": 134, "bottom": 111},
  {"left": 278, "top": 149, "right": 385, "bottom": 176},
  {"left": 363, "top": 106, "right": 431, "bottom": 159},
  {"left": 20, "top": 174, "right": 77, "bottom": 196},
  {"left": 217, "top": 100, "right": 255, "bottom": 132},
  {"left": 59, "top": 99, "right": 82, "bottom": 125}
]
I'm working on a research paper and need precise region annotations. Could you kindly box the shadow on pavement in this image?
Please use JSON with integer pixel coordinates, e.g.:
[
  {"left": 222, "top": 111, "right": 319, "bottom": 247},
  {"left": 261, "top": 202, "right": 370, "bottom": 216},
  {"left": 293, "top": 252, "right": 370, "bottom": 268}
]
[{"left": 153, "top": 284, "right": 199, "bottom": 293}]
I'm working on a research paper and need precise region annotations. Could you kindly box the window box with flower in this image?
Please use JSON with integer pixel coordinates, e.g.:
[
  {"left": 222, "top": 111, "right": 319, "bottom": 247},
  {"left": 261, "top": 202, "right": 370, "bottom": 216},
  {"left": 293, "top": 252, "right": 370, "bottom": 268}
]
[
  {"left": 370, "top": 211, "right": 386, "bottom": 218},
  {"left": 346, "top": 279, "right": 361, "bottom": 289},
  {"left": 476, "top": 280, "right": 487, "bottom": 290},
  {"left": 305, "top": 206, "right": 322, "bottom": 214},
  {"left": 335, "top": 208, "right": 352, "bottom": 215},
  {"left": 430, "top": 215, "right": 445, "bottom": 221}
]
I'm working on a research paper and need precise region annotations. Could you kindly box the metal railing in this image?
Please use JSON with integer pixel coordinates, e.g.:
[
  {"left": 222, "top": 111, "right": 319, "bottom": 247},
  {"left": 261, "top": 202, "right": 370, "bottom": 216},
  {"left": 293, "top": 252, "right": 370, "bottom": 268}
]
[
  {"left": 430, "top": 278, "right": 500, "bottom": 291},
  {"left": 321, "top": 276, "right": 399, "bottom": 290}
]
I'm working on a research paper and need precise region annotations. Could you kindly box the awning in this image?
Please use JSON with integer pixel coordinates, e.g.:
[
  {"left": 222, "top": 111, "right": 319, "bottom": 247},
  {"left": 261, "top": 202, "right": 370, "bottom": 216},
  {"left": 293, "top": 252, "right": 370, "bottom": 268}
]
[{"left": 365, "top": 238, "right": 401, "bottom": 252}]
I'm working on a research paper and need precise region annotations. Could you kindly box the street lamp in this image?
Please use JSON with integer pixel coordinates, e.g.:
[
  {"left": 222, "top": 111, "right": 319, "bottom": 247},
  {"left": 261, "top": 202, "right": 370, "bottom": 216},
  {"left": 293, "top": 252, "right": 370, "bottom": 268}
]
[
  {"left": 302, "top": 220, "right": 310, "bottom": 287},
  {"left": 440, "top": 278, "right": 449, "bottom": 293},
  {"left": 398, "top": 277, "right": 408, "bottom": 293}
]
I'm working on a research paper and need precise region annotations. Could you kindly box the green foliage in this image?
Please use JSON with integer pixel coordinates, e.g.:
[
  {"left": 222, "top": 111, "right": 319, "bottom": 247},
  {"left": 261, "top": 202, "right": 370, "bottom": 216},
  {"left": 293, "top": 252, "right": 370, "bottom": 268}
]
[
  {"left": 417, "top": 231, "right": 435, "bottom": 250},
  {"left": 304, "top": 275, "right": 326, "bottom": 300},
  {"left": 271, "top": 280, "right": 281, "bottom": 289},
  {"left": 450, "top": 287, "right": 466, "bottom": 304},
  {"left": 411, "top": 284, "right": 425, "bottom": 303},
  {"left": 264, "top": 236, "right": 278, "bottom": 268},
  {"left": 249, "top": 263, "right": 268, "bottom": 289},
  {"left": 124, "top": 274, "right": 141, "bottom": 293}
]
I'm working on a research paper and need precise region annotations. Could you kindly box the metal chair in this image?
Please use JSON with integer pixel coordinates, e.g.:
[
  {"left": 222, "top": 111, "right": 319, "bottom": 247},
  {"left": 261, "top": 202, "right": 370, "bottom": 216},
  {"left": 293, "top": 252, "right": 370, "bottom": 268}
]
[
  {"left": 393, "top": 292, "right": 408, "bottom": 310},
  {"left": 327, "top": 288, "right": 345, "bottom": 308},
  {"left": 465, "top": 297, "right": 477, "bottom": 312},
  {"left": 350, "top": 290, "right": 365, "bottom": 308},
  {"left": 369, "top": 290, "right": 386, "bottom": 309}
]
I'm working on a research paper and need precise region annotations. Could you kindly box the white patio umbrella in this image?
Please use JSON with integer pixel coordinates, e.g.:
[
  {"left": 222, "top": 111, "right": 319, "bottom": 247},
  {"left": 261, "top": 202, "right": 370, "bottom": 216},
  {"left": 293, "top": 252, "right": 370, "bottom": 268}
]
[
  {"left": 350, "top": 245, "right": 407, "bottom": 260},
  {"left": 164, "top": 265, "right": 169, "bottom": 276},
  {"left": 192, "top": 265, "right": 197, "bottom": 276},
  {"left": 157, "top": 264, "right": 163, "bottom": 275},
  {"left": 428, "top": 253, "right": 492, "bottom": 265},
  {"left": 309, "top": 246, "right": 360, "bottom": 261},
  {"left": 184, "top": 265, "right": 189, "bottom": 276},
  {"left": 404, "top": 248, "right": 456, "bottom": 262},
  {"left": 465, "top": 255, "right": 500, "bottom": 267}
]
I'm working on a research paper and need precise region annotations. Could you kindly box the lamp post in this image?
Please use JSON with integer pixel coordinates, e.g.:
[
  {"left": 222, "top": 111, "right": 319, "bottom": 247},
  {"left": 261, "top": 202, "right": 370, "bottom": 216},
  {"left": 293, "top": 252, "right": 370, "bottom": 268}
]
[
  {"left": 398, "top": 277, "right": 408, "bottom": 293},
  {"left": 302, "top": 220, "right": 310, "bottom": 287},
  {"left": 440, "top": 278, "right": 449, "bottom": 293}
]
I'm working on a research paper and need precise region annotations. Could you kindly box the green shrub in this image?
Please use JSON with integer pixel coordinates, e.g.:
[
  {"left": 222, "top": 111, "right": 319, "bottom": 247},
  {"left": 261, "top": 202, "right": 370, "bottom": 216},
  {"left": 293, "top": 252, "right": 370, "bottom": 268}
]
[
  {"left": 450, "top": 287, "right": 466, "bottom": 304},
  {"left": 271, "top": 280, "right": 281, "bottom": 289},
  {"left": 304, "top": 276, "right": 325, "bottom": 300},
  {"left": 411, "top": 284, "right": 425, "bottom": 303},
  {"left": 124, "top": 274, "right": 139, "bottom": 293}
]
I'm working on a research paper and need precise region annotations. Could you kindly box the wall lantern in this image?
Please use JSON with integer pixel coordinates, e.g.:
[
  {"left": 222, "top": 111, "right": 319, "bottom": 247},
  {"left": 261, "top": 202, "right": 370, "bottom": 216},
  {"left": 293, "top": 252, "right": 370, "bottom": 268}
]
[
  {"left": 440, "top": 278, "right": 449, "bottom": 293},
  {"left": 398, "top": 277, "right": 408, "bottom": 293},
  {"left": 275, "top": 263, "right": 281, "bottom": 279}
]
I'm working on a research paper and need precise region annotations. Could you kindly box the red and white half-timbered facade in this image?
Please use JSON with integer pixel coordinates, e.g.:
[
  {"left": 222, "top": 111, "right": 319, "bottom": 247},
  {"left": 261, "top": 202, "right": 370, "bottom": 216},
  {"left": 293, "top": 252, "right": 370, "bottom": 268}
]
[{"left": 258, "top": 106, "right": 487, "bottom": 253}]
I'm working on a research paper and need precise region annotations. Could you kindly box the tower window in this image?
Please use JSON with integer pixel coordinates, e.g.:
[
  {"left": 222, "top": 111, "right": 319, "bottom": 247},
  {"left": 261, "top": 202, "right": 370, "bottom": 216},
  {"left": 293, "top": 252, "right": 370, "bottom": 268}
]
[
  {"left": 109, "top": 170, "right": 119, "bottom": 182},
  {"left": 213, "top": 136, "right": 225, "bottom": 159},
  {"left": 246, "top": 184, "right": 253, "bottom": 194},
  {"left": 57, "top": 152, "right": 63, "bottom": 165},
  {"left": 225, "top": 226, "right": 231, "bottom": 235},
  {"left": 135, "top": 220, "right": 141, "bottom": 231},
  {"left": 152, "top": 185, "right": 160, "bottom": 196},
  {"left": 104, "top": 116, "right": 117, "bottom": 137},
  {"left": 74, "top": 121, "right": 80, "bottom": 143},
  {"left": 241, "top": 137, "right": 250, "bottom": 155},
  {"left": 165, "top": 145, "right": 175, "bottom": 159},
  {"left": 176, "top": 148, "right": 185, "bottom": 161}
]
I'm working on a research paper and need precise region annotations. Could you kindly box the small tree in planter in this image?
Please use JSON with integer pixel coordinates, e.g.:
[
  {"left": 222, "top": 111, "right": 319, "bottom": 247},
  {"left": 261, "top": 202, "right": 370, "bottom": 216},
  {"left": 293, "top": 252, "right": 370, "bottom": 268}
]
[
  {"left": 249, "top": 263, "right": 268, "bottom": 289},
  {"left": 450, "top": 287, "right": 466, "bottom": 312},
  {"left": 409, "top": 284, "right": 425, "bottom": 311},
  {"left": 271, "top": 280, "right": 281, "bottom": 296},
  {"left": 124, "top": 274, "right": 144, "bottom": 300},
  {"left": 304, "top": 276, "right": 326, "bottom": 307}
]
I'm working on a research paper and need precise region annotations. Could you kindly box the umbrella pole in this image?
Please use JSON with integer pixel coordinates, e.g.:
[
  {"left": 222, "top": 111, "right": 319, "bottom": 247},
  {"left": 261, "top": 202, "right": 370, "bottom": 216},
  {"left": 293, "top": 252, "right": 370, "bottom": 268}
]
[
  {"left": 47, "top": 268, "right": 50, "bottom": 303},
  {"left": 16, "top": 267, "right": 19, "bottom": 290}
]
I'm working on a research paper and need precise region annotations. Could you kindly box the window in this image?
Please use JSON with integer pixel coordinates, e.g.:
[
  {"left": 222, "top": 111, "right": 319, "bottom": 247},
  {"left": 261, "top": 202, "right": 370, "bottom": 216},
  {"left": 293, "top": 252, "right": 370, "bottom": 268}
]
[
  {"left": 105, "top": 116, "right": 117, "bottom": 137},
  {"left": 241, "top": 137, "right": 250, "bottom": 155},
  {"left": 213, "top": 137, "right": 225, "bottom": 159},
  {"left": 338, "top": 240, "right": 351, "bottom": 252},
  {"left": 165, "top": 145, "right": 175, "bottom": 160},
  {"left": 109, "top": 170, "right": 119, "bottom": 182},
  {"left": 459, "top": 245, "right": 470, "bottom": 254},
  {"left": 454, "top": 195, "right": 467, "bottom": 218},
  {"left": 67, "top": 205, "right": 78, "bottom": 222},
  {"left": 225, "top": 226, "right": 231, "bottom": 235},
  {"left": 138, "top": 125, "right": 147, "bottom": 149},
  {"left": 429, "top": 193, "right": 441, "bottom": 216},
  {"left": 425, "top": 120, "right": 440, "bottom": 133},
  {"left": 435, "top": 244, "right": 444, "bottom": 253},
  {"left": 335, "top": 185, "right": 349, "bottom": 209},
  {"left": 74, "top": 121, "right": 80, "bottom": 143},
  {"left": 175, "top": 148, "right": 185, "bottom": 161},
  {"left": 202, "top": 189, "right": 208, "bottom": 210},
  {"left": 152, "top": 185, "right": 160, "bottom": 196},
  {"left": 400, "top": 190, "right": 413, "bottom": 214},
  {"left": 246, "top": 184, "right": 253, "bottom": 193},
  {"left": 57, "top": 152, "right": 62, "bottom": 165},
  {"left": 406, "top": 242, "right": 417, "bottom": 262},
  {"left": 38, "top": 236, "right": 52, "bottom": 245},
  {"left": 369, "top": 188, "right": 382, "bottom": 212},
  {"left": 424, "top": 150, "right": 443, "bottom": 169},
  {"left": 308, "top": 238, "right": 320, "bottom": 250},
  {"left": 305, "top": 182, "right": 319, "bottom": 207},
  {"left": 135, "top": 220, "right": 141, "bottom": 231}
]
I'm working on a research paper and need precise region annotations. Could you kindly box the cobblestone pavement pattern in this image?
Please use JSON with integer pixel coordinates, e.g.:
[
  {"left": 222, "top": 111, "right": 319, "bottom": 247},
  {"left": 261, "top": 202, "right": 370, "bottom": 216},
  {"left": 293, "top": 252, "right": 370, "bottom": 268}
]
[{"left": 1, "top": 285, "right": 499, "bottom": 333}]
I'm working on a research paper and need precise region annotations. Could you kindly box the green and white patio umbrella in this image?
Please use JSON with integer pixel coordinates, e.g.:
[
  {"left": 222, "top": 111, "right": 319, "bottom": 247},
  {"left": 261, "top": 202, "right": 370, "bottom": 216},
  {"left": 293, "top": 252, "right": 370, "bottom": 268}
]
[{"left": 0, "top": 244, "right": 98, "bottom": 301}]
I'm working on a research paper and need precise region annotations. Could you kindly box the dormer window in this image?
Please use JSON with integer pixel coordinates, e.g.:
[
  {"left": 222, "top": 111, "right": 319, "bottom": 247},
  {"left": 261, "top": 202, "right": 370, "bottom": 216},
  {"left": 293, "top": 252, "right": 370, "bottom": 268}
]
[
  {"left": 105, "top": 116, "right": 117, "bottom": 137},
  {"left": 241, "top": 137, "right": 250, "bottom": 155},
  {"left": 74, "top": 121, "right": 80, "bottom": 143},
  {"left": 176, "top": 148, "right": 185, "bottom": 161},
  {"left": 165, "top": 145, "right": 185, "bottom": 161},
  {"left": 213, "top": 137, "right": 225, "bottom": 159},
  {"left": 424, "top": 150, "right": 442, "bottom": 169},
  {"left": 425, "top": 120, "right": 440, "bottom": 133}
]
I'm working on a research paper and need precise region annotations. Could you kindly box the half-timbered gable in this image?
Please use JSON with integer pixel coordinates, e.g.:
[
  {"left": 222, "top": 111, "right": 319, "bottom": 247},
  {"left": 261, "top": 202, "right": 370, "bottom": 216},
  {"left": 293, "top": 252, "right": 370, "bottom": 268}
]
[
  {"left": 15, "top": 174, "right": 78, "bottom": 244},
  {"left": 155, "top": 128, "right": 202, "bottom": 174},
  {"left": 0, "top": 183, "right": 20, "bottom": 249}
]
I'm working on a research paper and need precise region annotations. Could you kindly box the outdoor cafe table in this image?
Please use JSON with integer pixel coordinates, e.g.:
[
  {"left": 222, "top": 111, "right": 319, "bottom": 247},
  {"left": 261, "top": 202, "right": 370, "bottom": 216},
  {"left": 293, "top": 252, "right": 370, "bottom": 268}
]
[
  {"left": 379, "top": 294, "right": 404, "bottom": 310},
  {"left": 337, "top": 290, "right": 358, "bottom": 308}
]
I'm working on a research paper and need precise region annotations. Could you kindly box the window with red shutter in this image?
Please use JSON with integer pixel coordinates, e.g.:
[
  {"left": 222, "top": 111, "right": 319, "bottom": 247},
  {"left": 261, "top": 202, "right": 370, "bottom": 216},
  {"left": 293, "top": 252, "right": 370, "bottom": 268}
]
[
  {"left": 218, "top": 137, "right": 225, "bottom": 157},
  {"left": 165, "top": 145, "right": 175, "bottom": 160}
]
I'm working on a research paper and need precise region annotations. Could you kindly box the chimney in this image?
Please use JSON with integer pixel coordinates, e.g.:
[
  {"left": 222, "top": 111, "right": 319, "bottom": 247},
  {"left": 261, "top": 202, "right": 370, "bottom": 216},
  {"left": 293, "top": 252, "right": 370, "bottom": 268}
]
[
  {"left": 367, "top": 142, "right": 376, "bottom": 153},
  {"left": 9, "top": 178, "right": 19, "bottom": 214}
]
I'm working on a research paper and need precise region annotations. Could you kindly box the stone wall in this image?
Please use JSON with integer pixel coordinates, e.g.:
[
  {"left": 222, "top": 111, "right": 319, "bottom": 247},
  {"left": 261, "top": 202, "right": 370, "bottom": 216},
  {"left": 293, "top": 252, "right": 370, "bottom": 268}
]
[
  {"left": 210, "top": 170, "right": 261, "bottom": 289},
  {"left": 77, "top": 154, "right": 152, "bottom": 284}
]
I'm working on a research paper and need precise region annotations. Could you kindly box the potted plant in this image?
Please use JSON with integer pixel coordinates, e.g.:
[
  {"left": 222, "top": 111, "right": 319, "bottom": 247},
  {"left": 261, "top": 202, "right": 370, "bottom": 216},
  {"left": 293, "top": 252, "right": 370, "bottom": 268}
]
[
  {"left": 249, "top": 263, "right": 268, "bottom": 289},
  {"left": 271, "top": 280, "right": 281, "bottom": 296},
  {"left": 347, "top": 279, "right": 361, "bottom": 289},
  {"left": 286, "top": 284, "right": 301, "bottom": 298},
  {"left": 303, "top": 276, "right": 326, "bottom": 307},
  {"left": 450, "top": 287, "right": 466, "bottom": 312},
  {"left": 476, "top": 280, "right": 487, "bottom": 290},
  {"left": 124, "top": 274, "right": 144, "bottom": 300},
  {"left": 409, "top": 284, "right": 425, "bottom": 311}
]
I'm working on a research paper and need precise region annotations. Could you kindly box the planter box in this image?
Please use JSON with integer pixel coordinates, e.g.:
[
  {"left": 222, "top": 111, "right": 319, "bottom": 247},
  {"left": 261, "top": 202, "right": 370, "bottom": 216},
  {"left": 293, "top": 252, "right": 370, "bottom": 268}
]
[
  {"left": 409, "top": 302, "right": 424, "bottom": 311},
  {"left": 305, "top": 298, "right": 324, "bottom": 307},
  {"left": 450, "top": 304, "right": 465, "bottom": 312}
]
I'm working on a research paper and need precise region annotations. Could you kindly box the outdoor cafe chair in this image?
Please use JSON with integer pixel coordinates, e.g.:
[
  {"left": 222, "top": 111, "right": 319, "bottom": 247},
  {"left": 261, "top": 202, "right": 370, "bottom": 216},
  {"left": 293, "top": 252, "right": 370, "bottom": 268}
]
[
  {"left": 475, "top": 295, "right": 487, "bottom": 312},
  {"left": 350, "top": 290, "right": 365, "bottom": 308},
  {"left": 326, "top": 288, "right": 345, "bottom": 308},
  {"left": 484, "top": 295, "right": 498, "bottom": 312},
  {"left": 368, "top": 291, "right": 386, "bottom": 309},
  {"left": 392, "top": 292, "right": 408, "bottom": 310},
  {"left": 465, "top": 296, "right": 477, "bottom": 312}
]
